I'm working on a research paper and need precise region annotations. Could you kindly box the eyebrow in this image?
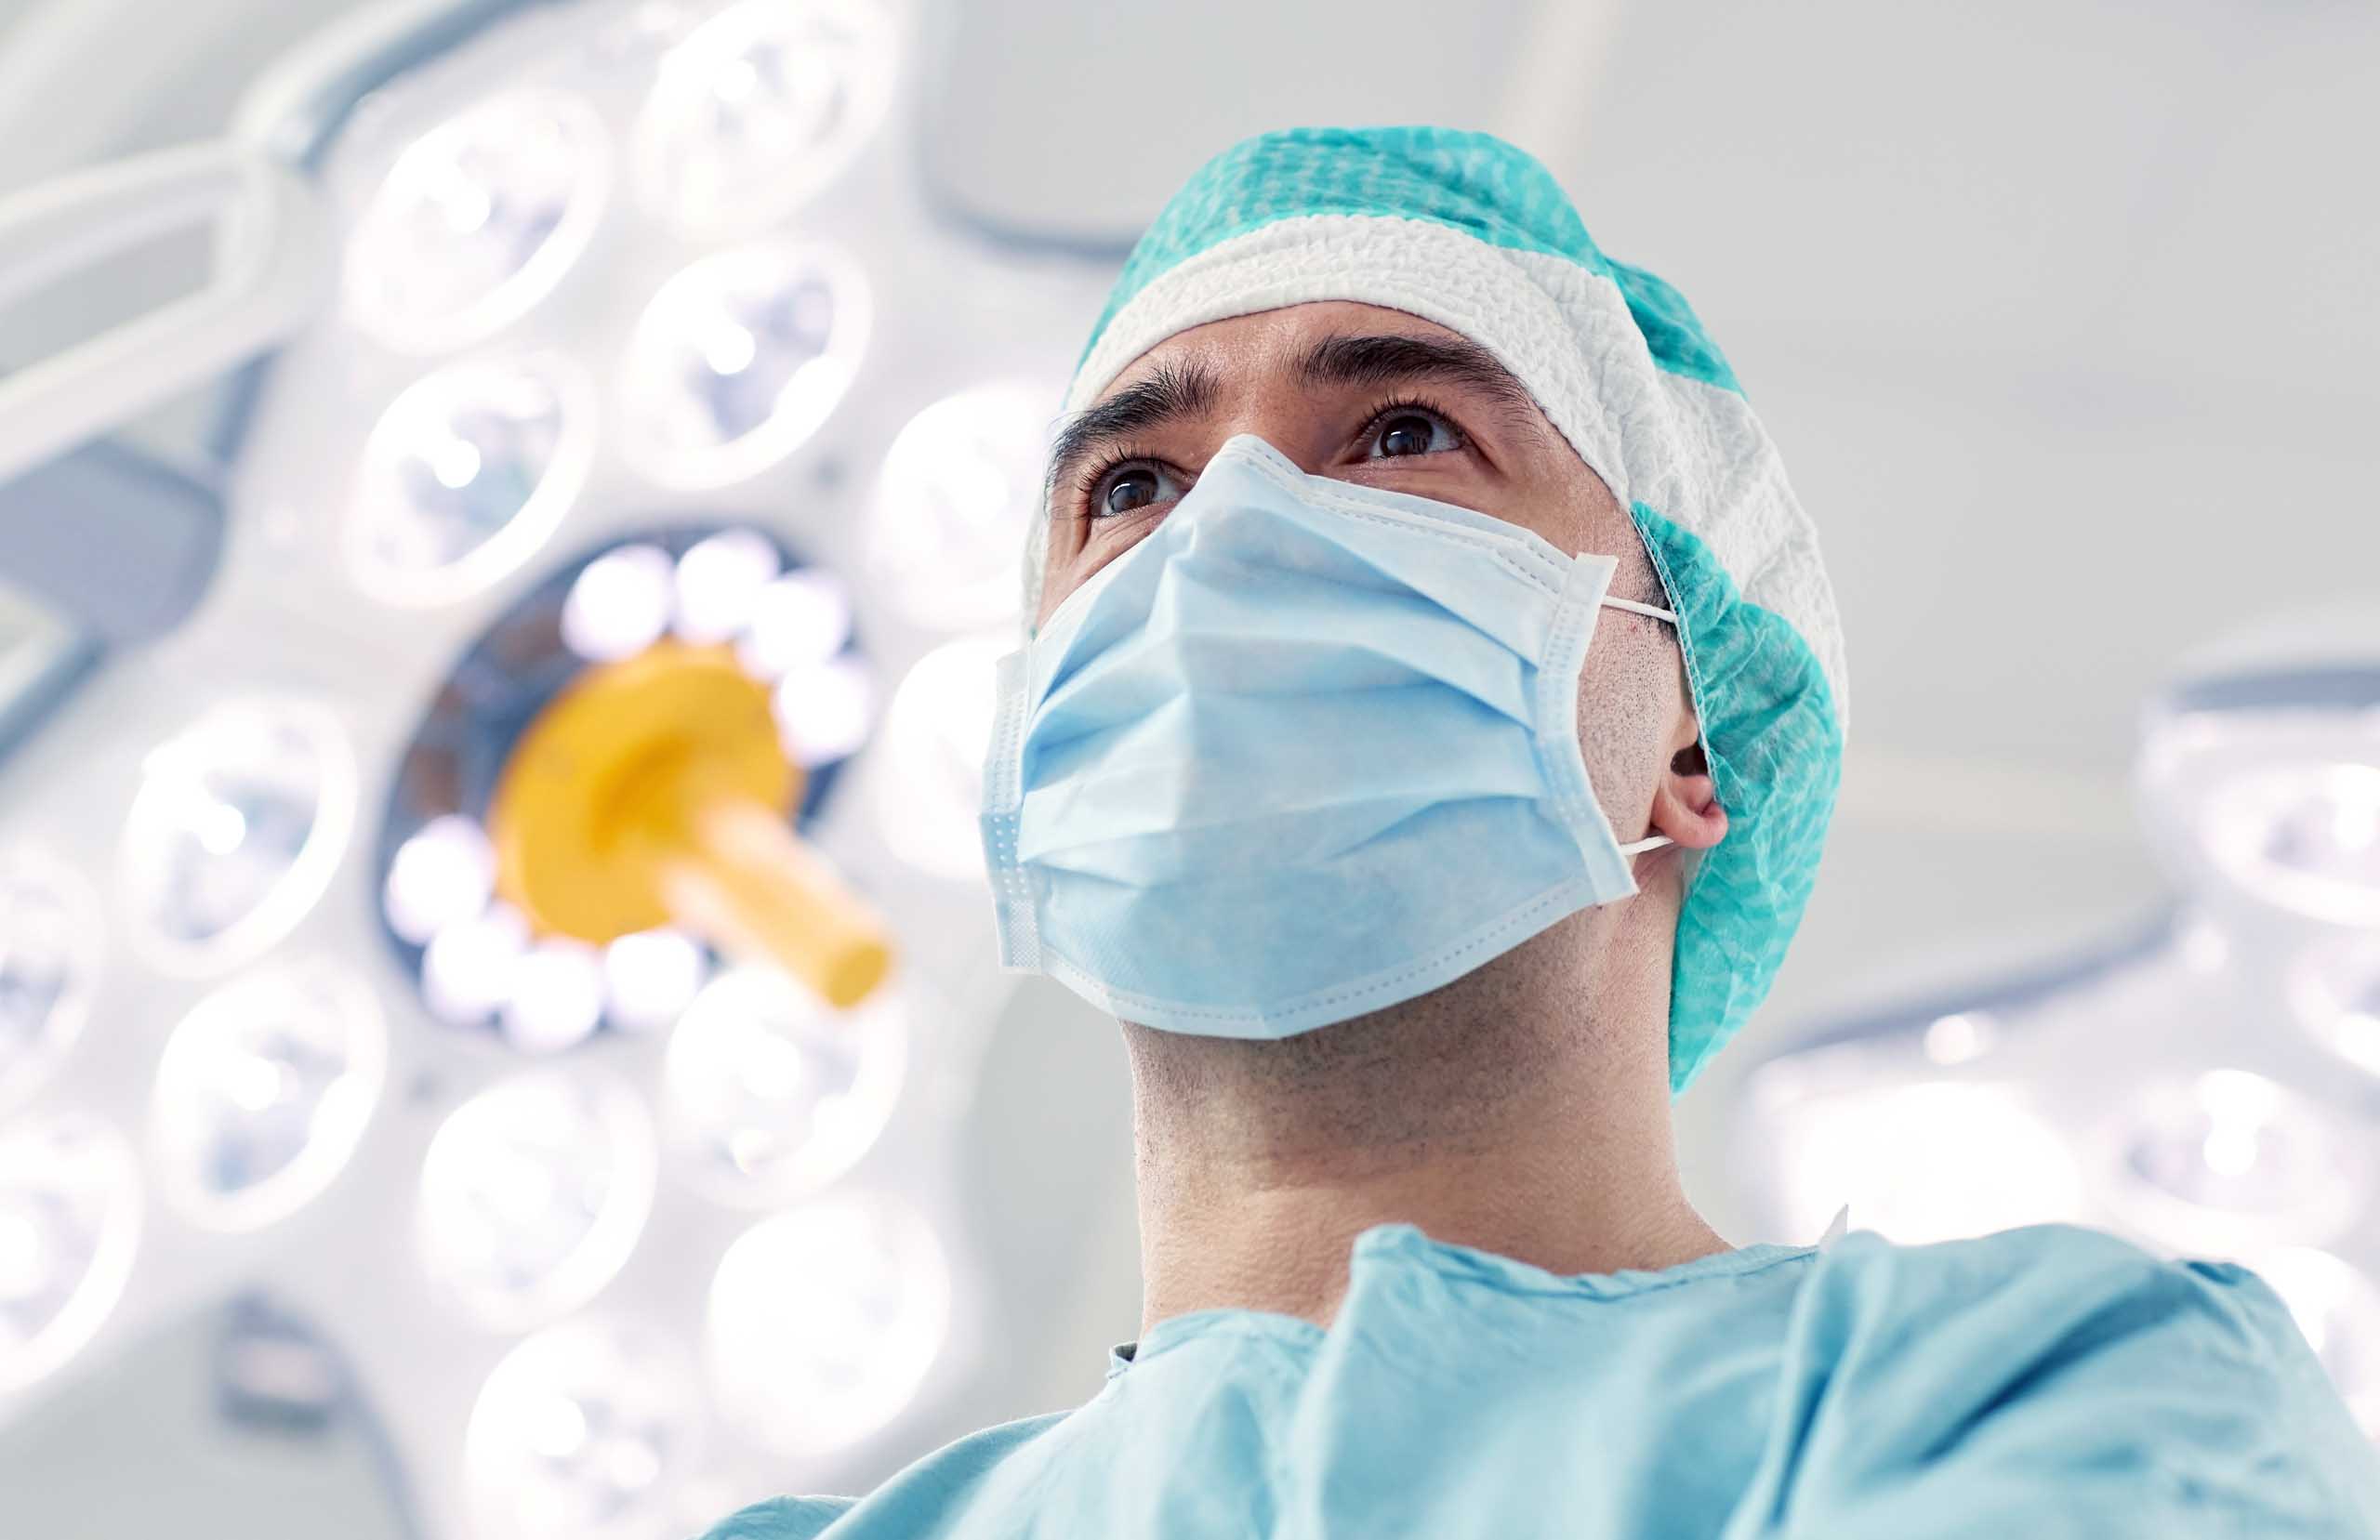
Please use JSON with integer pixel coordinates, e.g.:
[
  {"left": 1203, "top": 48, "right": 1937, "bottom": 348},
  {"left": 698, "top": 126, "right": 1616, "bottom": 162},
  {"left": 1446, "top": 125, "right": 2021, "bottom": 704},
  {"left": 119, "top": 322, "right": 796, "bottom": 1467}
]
[
  {"left": 1044, "top": 332, "right": 1545, "bottom": 507},
  {"left": 1044, "top": 358, "right": 1221, "bottom": 504}
]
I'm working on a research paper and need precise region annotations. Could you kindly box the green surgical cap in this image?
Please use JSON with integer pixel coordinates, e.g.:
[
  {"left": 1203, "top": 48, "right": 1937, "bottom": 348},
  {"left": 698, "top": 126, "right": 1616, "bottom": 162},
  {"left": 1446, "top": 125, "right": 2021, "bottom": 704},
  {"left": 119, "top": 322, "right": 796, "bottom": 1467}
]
[{"left": 1029, "top": 126, "right": 1848, "bottom": 1093}]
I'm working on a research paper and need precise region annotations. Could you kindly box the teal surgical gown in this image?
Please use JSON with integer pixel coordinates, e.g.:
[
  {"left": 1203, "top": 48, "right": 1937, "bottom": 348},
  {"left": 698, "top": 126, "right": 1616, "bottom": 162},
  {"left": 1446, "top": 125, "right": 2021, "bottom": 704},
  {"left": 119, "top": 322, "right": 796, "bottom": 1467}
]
[{"left": 701, "top": 1222, "right": 2380, "bottom": 1539}]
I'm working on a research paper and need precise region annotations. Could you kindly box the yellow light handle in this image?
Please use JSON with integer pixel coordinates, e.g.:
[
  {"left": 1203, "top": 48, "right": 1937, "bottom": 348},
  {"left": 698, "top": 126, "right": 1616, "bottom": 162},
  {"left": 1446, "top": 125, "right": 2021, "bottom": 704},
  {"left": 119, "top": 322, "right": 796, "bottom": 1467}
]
[{"left": 659, "top": 797, "right": 893, "bottom": 1009}]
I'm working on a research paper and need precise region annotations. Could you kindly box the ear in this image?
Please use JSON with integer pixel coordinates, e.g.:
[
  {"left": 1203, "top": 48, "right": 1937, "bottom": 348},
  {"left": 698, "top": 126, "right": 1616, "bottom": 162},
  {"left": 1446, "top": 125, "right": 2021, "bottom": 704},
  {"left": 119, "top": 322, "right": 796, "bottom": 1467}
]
[{"left": 1646, "top": 716, "right": 1727, "bottom": 852}]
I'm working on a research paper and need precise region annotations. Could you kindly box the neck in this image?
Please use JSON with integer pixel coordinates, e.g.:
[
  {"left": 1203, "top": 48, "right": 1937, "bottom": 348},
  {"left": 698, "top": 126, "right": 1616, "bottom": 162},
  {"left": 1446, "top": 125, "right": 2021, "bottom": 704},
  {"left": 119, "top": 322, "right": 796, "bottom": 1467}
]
[{"left": 1123, "top": 908, "right": 1727, "bottom": 1334}]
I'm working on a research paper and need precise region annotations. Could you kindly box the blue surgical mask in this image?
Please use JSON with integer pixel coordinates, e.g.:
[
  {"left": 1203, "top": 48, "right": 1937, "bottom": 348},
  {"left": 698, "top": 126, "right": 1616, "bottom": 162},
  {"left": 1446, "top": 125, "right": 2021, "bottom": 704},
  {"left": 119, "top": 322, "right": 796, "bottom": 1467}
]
[{"left": 980, "top": 434, "right": 1675, "bottom": 1039}]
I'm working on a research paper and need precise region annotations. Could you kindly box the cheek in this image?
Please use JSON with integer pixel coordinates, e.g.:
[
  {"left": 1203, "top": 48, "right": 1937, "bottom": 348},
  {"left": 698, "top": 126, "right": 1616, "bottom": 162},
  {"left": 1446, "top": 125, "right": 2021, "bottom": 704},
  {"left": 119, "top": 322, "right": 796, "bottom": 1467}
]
[{"left": 1572, "top": 624, "right": 1673, "bottom": 811}]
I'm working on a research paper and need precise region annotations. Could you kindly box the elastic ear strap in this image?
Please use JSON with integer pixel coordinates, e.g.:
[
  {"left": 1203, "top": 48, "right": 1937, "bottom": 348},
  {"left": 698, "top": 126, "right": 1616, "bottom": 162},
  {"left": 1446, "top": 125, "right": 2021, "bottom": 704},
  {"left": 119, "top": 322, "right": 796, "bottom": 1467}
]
[
  {"left": 1601, "top": 595, "right": 1677, "bottom": 625},
  {"left": 1618, "top": 835, "right": 1673, "bottom": 856}
]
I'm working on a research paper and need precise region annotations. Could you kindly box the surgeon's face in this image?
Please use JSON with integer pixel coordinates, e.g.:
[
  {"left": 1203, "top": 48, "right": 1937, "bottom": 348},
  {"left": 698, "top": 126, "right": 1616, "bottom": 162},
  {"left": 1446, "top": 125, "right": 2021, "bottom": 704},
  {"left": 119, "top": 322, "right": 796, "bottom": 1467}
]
[{"left": 1038, "top": 300, "right": 1724, "bottom": 861}]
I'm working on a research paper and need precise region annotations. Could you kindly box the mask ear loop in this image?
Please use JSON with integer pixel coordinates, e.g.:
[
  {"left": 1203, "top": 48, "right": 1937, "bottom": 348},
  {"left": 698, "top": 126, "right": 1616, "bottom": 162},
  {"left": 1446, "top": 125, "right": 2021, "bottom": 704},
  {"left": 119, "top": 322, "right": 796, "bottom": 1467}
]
[{"left": 1598, "top": 591, "right": 1682, "bottom": 858}]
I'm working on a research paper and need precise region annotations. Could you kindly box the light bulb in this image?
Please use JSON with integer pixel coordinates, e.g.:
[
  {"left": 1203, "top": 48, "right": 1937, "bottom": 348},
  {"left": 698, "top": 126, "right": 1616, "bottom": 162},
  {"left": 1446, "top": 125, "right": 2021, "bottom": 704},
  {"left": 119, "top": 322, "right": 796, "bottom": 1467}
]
[
  {"left": 1753, "top": 1075, "right": 2083, "bottom": 1245},
  {"left": 0, "top": 1113, "right": 140, "bottom": 1395},
  {"left": 417, "top": 1070, "right": 655, "bottom": 1328},
  {"left": 345, "top": 89, "right": 610, "bottom": 350},
  {"left": 123, "top": 702, "right": 355, "bottom": 972},
  {"left": 349, "top": 356, "right": 595, "bottom": 604},
  {"left": 671, "top": 529, "right": 782, "bottom": 646},
  {"left": 151, "top": 962, "right": 385, "bottom": 1231},
  {"left": 867, "top": 382, "right": 1057, "bottom": 630},
  {"left": 663, "top": 967, "right": 904, "bottom": 1204},
  {"left": 706, "top": 1194, "right": 949, "bottom": 1455},
  {"left": 875, "top": 634, "right": 1006, "bottom": 880},
  {"left": 619, "top": 244, "right": 866, "bottom": 490},
  {"left": 561, "top": 544, "right": 677, "bottom": 664},
  {"left": 465, "top": 1318, "right": 703, "bottom": 1540},
  {"left": 632, "top": 0, "right": 893, "bottom": 235},
  {"left": 0, "top": 848, "right": 99, "bottom": 1113}
]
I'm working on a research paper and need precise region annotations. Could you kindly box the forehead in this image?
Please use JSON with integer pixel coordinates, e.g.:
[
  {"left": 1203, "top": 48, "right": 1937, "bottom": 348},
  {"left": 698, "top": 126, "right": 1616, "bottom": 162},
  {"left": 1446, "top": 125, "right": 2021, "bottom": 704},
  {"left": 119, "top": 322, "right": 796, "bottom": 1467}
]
[{"left": 1090, "top": 300, "right": 1478, "bottom": 404}]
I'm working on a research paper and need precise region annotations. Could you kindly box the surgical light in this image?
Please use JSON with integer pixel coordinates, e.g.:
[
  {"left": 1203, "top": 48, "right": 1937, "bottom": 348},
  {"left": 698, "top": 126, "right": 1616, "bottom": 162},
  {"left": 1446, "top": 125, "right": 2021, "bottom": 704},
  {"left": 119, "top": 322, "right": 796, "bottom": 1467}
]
[
  {"left": 417, "top": 1070, "right": 656, "bottom": 1330},
  {"left": 662, "top": 967, "right": 904, "bottom": 1204},
  {"left": 705, "top": 1193, "right": 949, "bottom": 1456},
  {"left": 1751, "top": 1073, "right": 2083, "bottom": 1244},
  {"left": 348, "top": 355, "right": 596, "bottom": 605},
  {"left": 2202, "top": 762, "right": 2380, "bottom": 928},
  {"left": 632, "top": 0, "right": 894, "bottom": 237},
  {"left": 560, "top": 543, "right": 677, "bottom": 664},
  {"left": 875, "top": 634, "right": 1006, "bottom": 881},
  {"left": 421, "top": 900, "right": 531, "bottom": 1027},
  {"left": 383, "top": 813, "right": 498, "bottom": 948},
  {"left": 499, "top": 939, "right": 607, "bottom": 1055},
  {"left": 0, "top": 848, "right": 98, "bottom": 1114},
  {"left": 344, "top": 88, "right": 610, "bottom": 351},
  {"left": 671, "top": 528, "right": 783, "bottom": 645},
  {"left": 464, "top": 1318, "right": 703, "bottom": 1540},
  {"left": 617, "top": 244, "right": 867, "bottom": 490},
  {"left": 150, "top": 961, "right": 386, "bottom": 1232},
  {"left": 2105, "top": 1070, "right": 2365, "bottom": 1252},
  {"left": 772, "top": 652, "right": 873, "bottom": 768},
  {"left": 122, "top": 702, "right": 356, "bottom": 973},
  {"left": 2292, "top": 933, "right": 2380, "bottom": 1077},
  {"left": 734, "top": 569, "right": 851, "bottom": 679},
  {"left": 868, "top": 381, "right": 1056, "bottom": 631},
  {"left": 601, "top": 928, "right": 707, "bottom": 1034},
  {"left": 0, "top": 1112, "right": 140, "bottom": 1396}
]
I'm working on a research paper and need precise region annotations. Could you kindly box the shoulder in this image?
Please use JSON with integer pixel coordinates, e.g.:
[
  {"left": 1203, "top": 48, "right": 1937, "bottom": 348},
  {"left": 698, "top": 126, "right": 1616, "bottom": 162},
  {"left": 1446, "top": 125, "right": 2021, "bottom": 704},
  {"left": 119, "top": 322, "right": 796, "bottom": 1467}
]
[
  {"left": 693, "top": 1495, "right": 857, "bottom": 1540},
  {"left": 692, "top": 1410, "right": 1076, "bottom": 1540},
  {"left": 1776, "top": 1224, "right": 2380, "bottom": 1531}
]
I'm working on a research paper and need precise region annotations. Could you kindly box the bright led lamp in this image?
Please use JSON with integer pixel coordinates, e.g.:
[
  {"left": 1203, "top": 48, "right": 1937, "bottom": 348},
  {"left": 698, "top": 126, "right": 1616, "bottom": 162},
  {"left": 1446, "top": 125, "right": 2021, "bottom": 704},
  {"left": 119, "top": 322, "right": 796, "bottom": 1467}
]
[
  {"left": 150, "top": 961, "right": 387, "bottom": 1232},
  {"left": 866, "top": 381, "right": 1057, "bottom": 631},
  {"left": 344, "top": 88, "right": 610, "bottom": 352},
  {"left": 417, "top": 1070, "right": 657, "bottom": 1331},
  {"left": 663, "top": 967, "right": 905, "bottom": 1204},
  {"left": 0, "top": 1113, "right": 140, "bottom": 1396},
  {"left": 632, "top": 0, "right": 894, "bottom": 237},
  {"left": 348, "top": 354, "right": 597, "bottom": 605},
  {"left": 465, "top": 1317, "right": 703, "bottom": 1540},
  {"left": 706, "top": 1192, "right": 949, "bottom": 1457},
  {"left": 121, "top": 700, "right": 356, "bottom": 974},
  {"left": 2103, "top": 1069, "right": 2366, "bottom": 1253},
  {"left": 617, "top": 243, "right": 867, "bottom": 490},
  {"left": 0, "top": 848, "right": 99, "bottom": 1114}
]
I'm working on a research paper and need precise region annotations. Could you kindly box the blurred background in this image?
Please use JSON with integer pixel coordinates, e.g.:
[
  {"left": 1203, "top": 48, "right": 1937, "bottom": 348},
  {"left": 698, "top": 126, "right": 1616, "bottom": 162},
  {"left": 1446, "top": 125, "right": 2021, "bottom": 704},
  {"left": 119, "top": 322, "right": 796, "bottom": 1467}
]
[{"left": 0, "top": 0, "right": 2373, "bottom": 1535}]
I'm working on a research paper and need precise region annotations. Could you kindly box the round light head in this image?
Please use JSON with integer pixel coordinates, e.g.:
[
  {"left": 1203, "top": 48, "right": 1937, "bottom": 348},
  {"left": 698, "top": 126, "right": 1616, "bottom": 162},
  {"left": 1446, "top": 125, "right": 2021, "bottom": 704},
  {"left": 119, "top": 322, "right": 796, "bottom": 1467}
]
[
  {"left": 868, "top": 382, "right": 1057, "bottom": 631},
  {"left": 2200, "top": 762, "right": 2380, "bottom": 928},
  {"left": 0, "top": 1113, "right": 140, "bottom": 1396},
  {"left": 123, "top": 702, "right": 356, "bottom": 974},
  {"left": 633, "top": 0, "right": 894, "bottom": 236},
  {"left": 663, "top": 967, "right": 904, "bottom": 1204},
  {"left": 1748, "top": 1072, "right": 2084, "bottom": 1245},
  {"left": 2135, "top": 669, "right": 2380, "bottom": 926},
  {"left": 618, "top": 244, "right": 867, "bottom": 490},
  {"left": 876, "top": 634, "right": 1006, "bottom": 880},
  {"left": 706, "top": 1194, "right": 949, "bottom": 1455},
  {"left": 151, "top": 962, "right": 386, "bottom": 1232},
  {"left": 349, "top": 355, "right": 596, "bottom": 605},
  {"left": 465, "top": 1318, "right": 703, "bottom": 1540},
  {"left": 2103, "top": 1069, "right": 2365, "bottom": 1251},
  {"left": 2292, "top": 931, "right": 2380, "bottom": 1076},
  {"left": 418, "top": 1070, "right": 655, "bottom": 1329},
  {"left": 345, "top": 89, "right": 610, "bottom": 351},
  {"left": 0, "top": 848, "right": 100, "bottom": 1114}
]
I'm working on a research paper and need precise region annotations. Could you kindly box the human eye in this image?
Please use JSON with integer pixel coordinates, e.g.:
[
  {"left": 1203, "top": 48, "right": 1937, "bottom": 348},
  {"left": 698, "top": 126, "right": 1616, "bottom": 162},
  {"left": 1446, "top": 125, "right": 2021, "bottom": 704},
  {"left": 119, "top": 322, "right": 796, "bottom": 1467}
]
[
  {"left": 1081, "top": 457, "right": 1190, "bottom": 520},
  {"left": 1359, "top": 400, "right": 1468, "bottom": 461}
]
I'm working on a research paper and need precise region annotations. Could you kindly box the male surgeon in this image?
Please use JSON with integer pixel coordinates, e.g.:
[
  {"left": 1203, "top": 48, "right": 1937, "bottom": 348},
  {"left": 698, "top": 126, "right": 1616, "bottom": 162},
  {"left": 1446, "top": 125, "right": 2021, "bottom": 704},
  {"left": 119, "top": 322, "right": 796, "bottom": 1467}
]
[{"left": 704, "top": 128, "right": 2380, "bottom": 1537}]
